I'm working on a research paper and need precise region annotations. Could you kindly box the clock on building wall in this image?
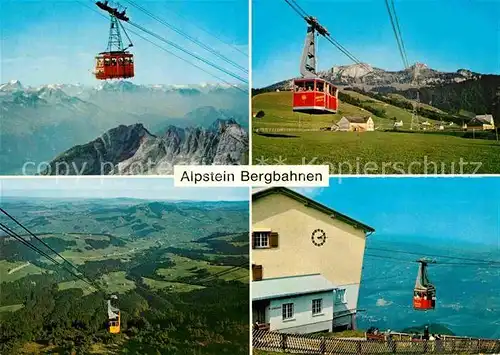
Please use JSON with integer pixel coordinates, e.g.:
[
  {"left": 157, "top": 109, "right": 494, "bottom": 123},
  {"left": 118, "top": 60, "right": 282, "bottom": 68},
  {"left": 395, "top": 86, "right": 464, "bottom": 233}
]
[{"left": 311, "top": 229, "right": 327, "bottom": 246}]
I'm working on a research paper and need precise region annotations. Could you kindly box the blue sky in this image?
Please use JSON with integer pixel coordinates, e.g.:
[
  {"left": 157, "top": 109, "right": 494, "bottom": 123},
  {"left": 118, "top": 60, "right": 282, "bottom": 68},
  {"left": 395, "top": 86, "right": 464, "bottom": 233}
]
[
  {"left": 0, "top": 178, "right": 249, "bottom": 201},
  {"left": 1, "top": 0, "right": 248, "bottom": 86},
  {"left": 295, "top": 177, "right": 500, "bottom": 247},
  {"left": 253, "top": 0, "right": 500, "bottom": 88}
]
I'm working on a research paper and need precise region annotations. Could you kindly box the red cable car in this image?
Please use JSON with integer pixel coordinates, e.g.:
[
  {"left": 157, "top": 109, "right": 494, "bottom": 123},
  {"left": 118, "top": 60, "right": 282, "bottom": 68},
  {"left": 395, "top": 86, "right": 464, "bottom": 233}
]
[
  {"left": 413, "top": 259, "right": 436, "bottom": 310},
  {"left": 293, "top": 78, "right": 338, "bottom": 114},
  {"left": 94, "top": 1, "right": 134, "bottom": 80},
  {"left": 292, "top": 16, "right": 338, "bottom": 115},
  {"left": 95, "top": 52, "right": 134, "bottom": 80}
]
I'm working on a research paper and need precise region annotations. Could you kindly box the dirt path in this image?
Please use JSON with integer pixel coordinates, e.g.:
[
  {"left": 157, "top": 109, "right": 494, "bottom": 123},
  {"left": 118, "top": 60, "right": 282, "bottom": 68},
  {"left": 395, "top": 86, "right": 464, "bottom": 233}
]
[{"left": 8, "top": 262, "right": 31, "bottom": 274}]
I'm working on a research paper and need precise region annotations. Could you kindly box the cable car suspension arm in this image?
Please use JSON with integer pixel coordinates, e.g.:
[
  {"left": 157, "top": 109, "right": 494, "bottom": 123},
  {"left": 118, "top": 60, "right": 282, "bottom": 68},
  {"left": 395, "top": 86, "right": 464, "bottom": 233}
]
[
  {"left": 285, "top": 0, "right": 371, "bottom": 72},
  {"left": 117, "top": 19, "right": 133, "bottom": 50}
]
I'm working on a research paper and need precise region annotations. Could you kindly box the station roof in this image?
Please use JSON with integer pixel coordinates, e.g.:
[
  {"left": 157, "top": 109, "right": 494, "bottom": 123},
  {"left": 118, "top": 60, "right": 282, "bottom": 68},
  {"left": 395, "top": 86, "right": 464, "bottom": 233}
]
[
  {"left": 252, "top": 274, "right": 337, "bottom": 301},
  {"left": 252, "top": 187, "right": 375, "bottom": 233}
]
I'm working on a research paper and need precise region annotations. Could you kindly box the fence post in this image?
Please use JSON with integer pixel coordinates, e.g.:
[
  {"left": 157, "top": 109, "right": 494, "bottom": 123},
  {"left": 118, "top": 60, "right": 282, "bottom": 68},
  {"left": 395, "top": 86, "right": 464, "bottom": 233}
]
[
  {"left": 320, "top": 336, "right": 326, "bottom": 354},
  {"left": 281, "top": 333, "right": 287, "bottom": 352}
]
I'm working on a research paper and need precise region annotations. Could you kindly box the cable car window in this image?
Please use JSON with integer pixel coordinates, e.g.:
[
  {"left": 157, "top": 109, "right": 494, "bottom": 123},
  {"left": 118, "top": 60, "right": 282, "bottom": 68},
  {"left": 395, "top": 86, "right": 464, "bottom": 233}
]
[
  {"left": 129, "top": 57, "right": 134, "bottom": 63},
  {"left": 305, "top": 81, "right": 314, "bottom": 91},
  {"left": 104, "top": 58, "right": 110, "bottom": 66},
  {"left": 294, "top": 81, "right": 306, "bottom": 91},
  {"left": 111, "top": 58, "right": 117, "bottom": 65},
  {"left": 316, "top": 81, "right": 324, "bottom": 92},
  {"left": 332, "top": 87, "right": 337, "bottom": 96}
]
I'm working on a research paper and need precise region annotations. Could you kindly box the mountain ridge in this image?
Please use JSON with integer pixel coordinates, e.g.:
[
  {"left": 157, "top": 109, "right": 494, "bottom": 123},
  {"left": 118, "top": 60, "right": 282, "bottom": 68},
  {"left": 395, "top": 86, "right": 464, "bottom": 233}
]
[
  {"left": 41, "top": 118, "right": 248, "bottom": 175},
  {"left": 257, "top": 63, "right": 499, "bottom": 119},
  {"left": 260, "top": 63, "right": 485, "bottom": 91},
  {"left": 1, "top": 80, "right": 248, "bottom": 174}
]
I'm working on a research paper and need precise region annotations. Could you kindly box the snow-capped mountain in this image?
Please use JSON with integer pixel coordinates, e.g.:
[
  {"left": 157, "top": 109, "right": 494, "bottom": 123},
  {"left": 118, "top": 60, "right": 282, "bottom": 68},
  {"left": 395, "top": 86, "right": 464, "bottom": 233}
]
[
  {"left": 0, "top": 80, "right": 24, "bottom": 92},
  {"left": 0, "top": 80, "right": 248, "bottom": 175}
]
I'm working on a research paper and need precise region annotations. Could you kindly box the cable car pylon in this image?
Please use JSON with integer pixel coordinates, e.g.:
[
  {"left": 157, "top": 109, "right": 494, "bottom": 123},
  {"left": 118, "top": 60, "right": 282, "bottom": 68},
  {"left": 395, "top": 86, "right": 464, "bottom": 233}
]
[
  {"left": 292, "top": 15, "right": 338, "bottom": 115},
  {"left": 94, "top": 1, "right": 135, "bottom": 80},
  {"left": 413, "top": 258, "right": 436, "bottom": 311}
]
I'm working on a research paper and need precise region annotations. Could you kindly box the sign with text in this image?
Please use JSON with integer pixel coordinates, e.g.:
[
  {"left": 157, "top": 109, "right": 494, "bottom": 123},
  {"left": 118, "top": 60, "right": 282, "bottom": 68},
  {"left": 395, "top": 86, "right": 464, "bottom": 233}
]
[{"left": 174, "top": 165, "right": 330, "bottom": 187}]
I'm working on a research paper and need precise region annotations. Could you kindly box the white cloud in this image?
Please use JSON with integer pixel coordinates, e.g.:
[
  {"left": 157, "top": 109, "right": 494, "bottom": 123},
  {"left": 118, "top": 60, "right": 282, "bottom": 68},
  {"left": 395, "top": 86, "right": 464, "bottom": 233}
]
[{"left": 376, "top": 298, "right": 393, "bottom": 307}]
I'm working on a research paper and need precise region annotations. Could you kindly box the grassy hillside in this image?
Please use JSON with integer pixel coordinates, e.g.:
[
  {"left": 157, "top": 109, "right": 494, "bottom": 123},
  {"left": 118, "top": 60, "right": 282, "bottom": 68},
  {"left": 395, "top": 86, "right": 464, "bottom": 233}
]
[
  {"left": 407, "top": 75, "right": 500, "bottom": 115},
  {"left": 0, "top": 199, "right": 249, "bottom": 354},
  {"left": 252, "top": 91, "right": 500, "bottom": 174},
  {"left": 253, "top": 91, "right": 385, "bottom": 130}
]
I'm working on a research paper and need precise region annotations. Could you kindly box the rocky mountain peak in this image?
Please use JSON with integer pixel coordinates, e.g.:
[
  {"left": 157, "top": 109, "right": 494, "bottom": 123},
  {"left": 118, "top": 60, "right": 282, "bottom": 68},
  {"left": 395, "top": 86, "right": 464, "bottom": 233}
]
[
  {"left": 411, "top": 62, "right": 428, "bottom": 70},
  {"left": 0, "top": 80, "right": 24, "bottom": 92},
  {"left": 325, "top": 63, "right": 375, "bottom": 78},
  {"left": 107, "top": 123, "right": 154, "bottom": 143},
  {"left": 96, "top": 80, "right": 139, "bottom": 93},
  {"left": 265, "top": 63, "right": 482, "bottom": 90},
  {"left": 209, "top": 118, "right": 238, "bottom": 133},
  {"left": 44, "top": 119, "right": 248, "bottom": 175},
  {"left": 36, "top": 86, "right": 69, "bottom": 101}
]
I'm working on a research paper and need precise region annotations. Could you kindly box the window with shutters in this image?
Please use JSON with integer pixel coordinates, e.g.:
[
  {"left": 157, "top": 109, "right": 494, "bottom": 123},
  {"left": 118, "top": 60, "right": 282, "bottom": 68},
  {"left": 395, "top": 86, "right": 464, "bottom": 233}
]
[
  {"left": 252, "top": 231, "right": 279, "bottom": 249},
  {"left": 252, "top": 264, "right": 263, "bottom": 281},
  {"left": 253, "top": 232, "right": 269, "bottom": 248},
  {"left": 282, "top": 303, "right": 294, "bottom": 321}
]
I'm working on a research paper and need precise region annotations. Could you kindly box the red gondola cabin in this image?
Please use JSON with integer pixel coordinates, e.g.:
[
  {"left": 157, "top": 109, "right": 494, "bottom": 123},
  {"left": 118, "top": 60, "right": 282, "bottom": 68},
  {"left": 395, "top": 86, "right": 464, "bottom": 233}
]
[
  {"left": 413, "top": 290, "right": 436, "bottom": 310},
  {"left": 413, "top": 260, "right": 436, "bottom": 310},
  {"left": 292, "top": 78, "right": 338, "bottom": 114},
  {"left": 95, "top": 52, "right": 134, "bottom": 80}
]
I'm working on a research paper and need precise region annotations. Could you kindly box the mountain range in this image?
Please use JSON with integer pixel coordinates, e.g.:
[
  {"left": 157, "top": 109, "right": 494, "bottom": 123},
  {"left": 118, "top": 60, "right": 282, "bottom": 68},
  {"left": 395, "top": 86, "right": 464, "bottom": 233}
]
[
  {"left": 264, "top": 63, "right": 481, "bottom": 91},
  {"left": 260, "top": 63, "right": 499, "bottom": 118},
  {"left": 0, "top": 197, "right": 248, "bottom": 241},
  {"left": 42, "top": 118, "right": 248, "bottom": 175},
  {"left": 0, "top": 80, "right": 248, "bottom": 174}
]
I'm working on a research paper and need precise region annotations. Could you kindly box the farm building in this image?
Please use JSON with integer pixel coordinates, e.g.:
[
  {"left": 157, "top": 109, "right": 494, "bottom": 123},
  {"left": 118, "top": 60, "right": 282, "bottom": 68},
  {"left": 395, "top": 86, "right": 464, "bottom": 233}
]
[
  {"left": 337, "top": 116, "right": 374, "bottom": 132},
  {"left": 393, "top": 120, "right": 403, "bottom": 128},
  {"left": 251, "top": 187, "right": 375, "bottom": 334},
  {"left": 465, "top": 114, "right": 495, "bottom": 131},
  {"left": 253, "top": 274, "right": 337, "bottom": 333}
]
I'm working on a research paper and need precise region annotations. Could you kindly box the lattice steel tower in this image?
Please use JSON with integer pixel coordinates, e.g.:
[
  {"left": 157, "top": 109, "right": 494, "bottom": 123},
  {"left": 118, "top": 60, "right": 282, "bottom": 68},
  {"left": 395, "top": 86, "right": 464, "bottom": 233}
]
[{"left": 106, "top": 15, "right": 124, "bottom": 52}]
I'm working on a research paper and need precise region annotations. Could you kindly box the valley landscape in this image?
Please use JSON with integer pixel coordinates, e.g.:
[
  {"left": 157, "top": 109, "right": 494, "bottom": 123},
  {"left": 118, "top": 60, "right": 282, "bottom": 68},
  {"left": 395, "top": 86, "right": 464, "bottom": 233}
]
[
  {"left": 0, "top": 81, "right": 249, "bottom": 175},
  {"left": 0, "top": 192, "right": 249, "bottom": 354},
  {"left": 252, "top": 64, "right": 500, "bottom": 174}
]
